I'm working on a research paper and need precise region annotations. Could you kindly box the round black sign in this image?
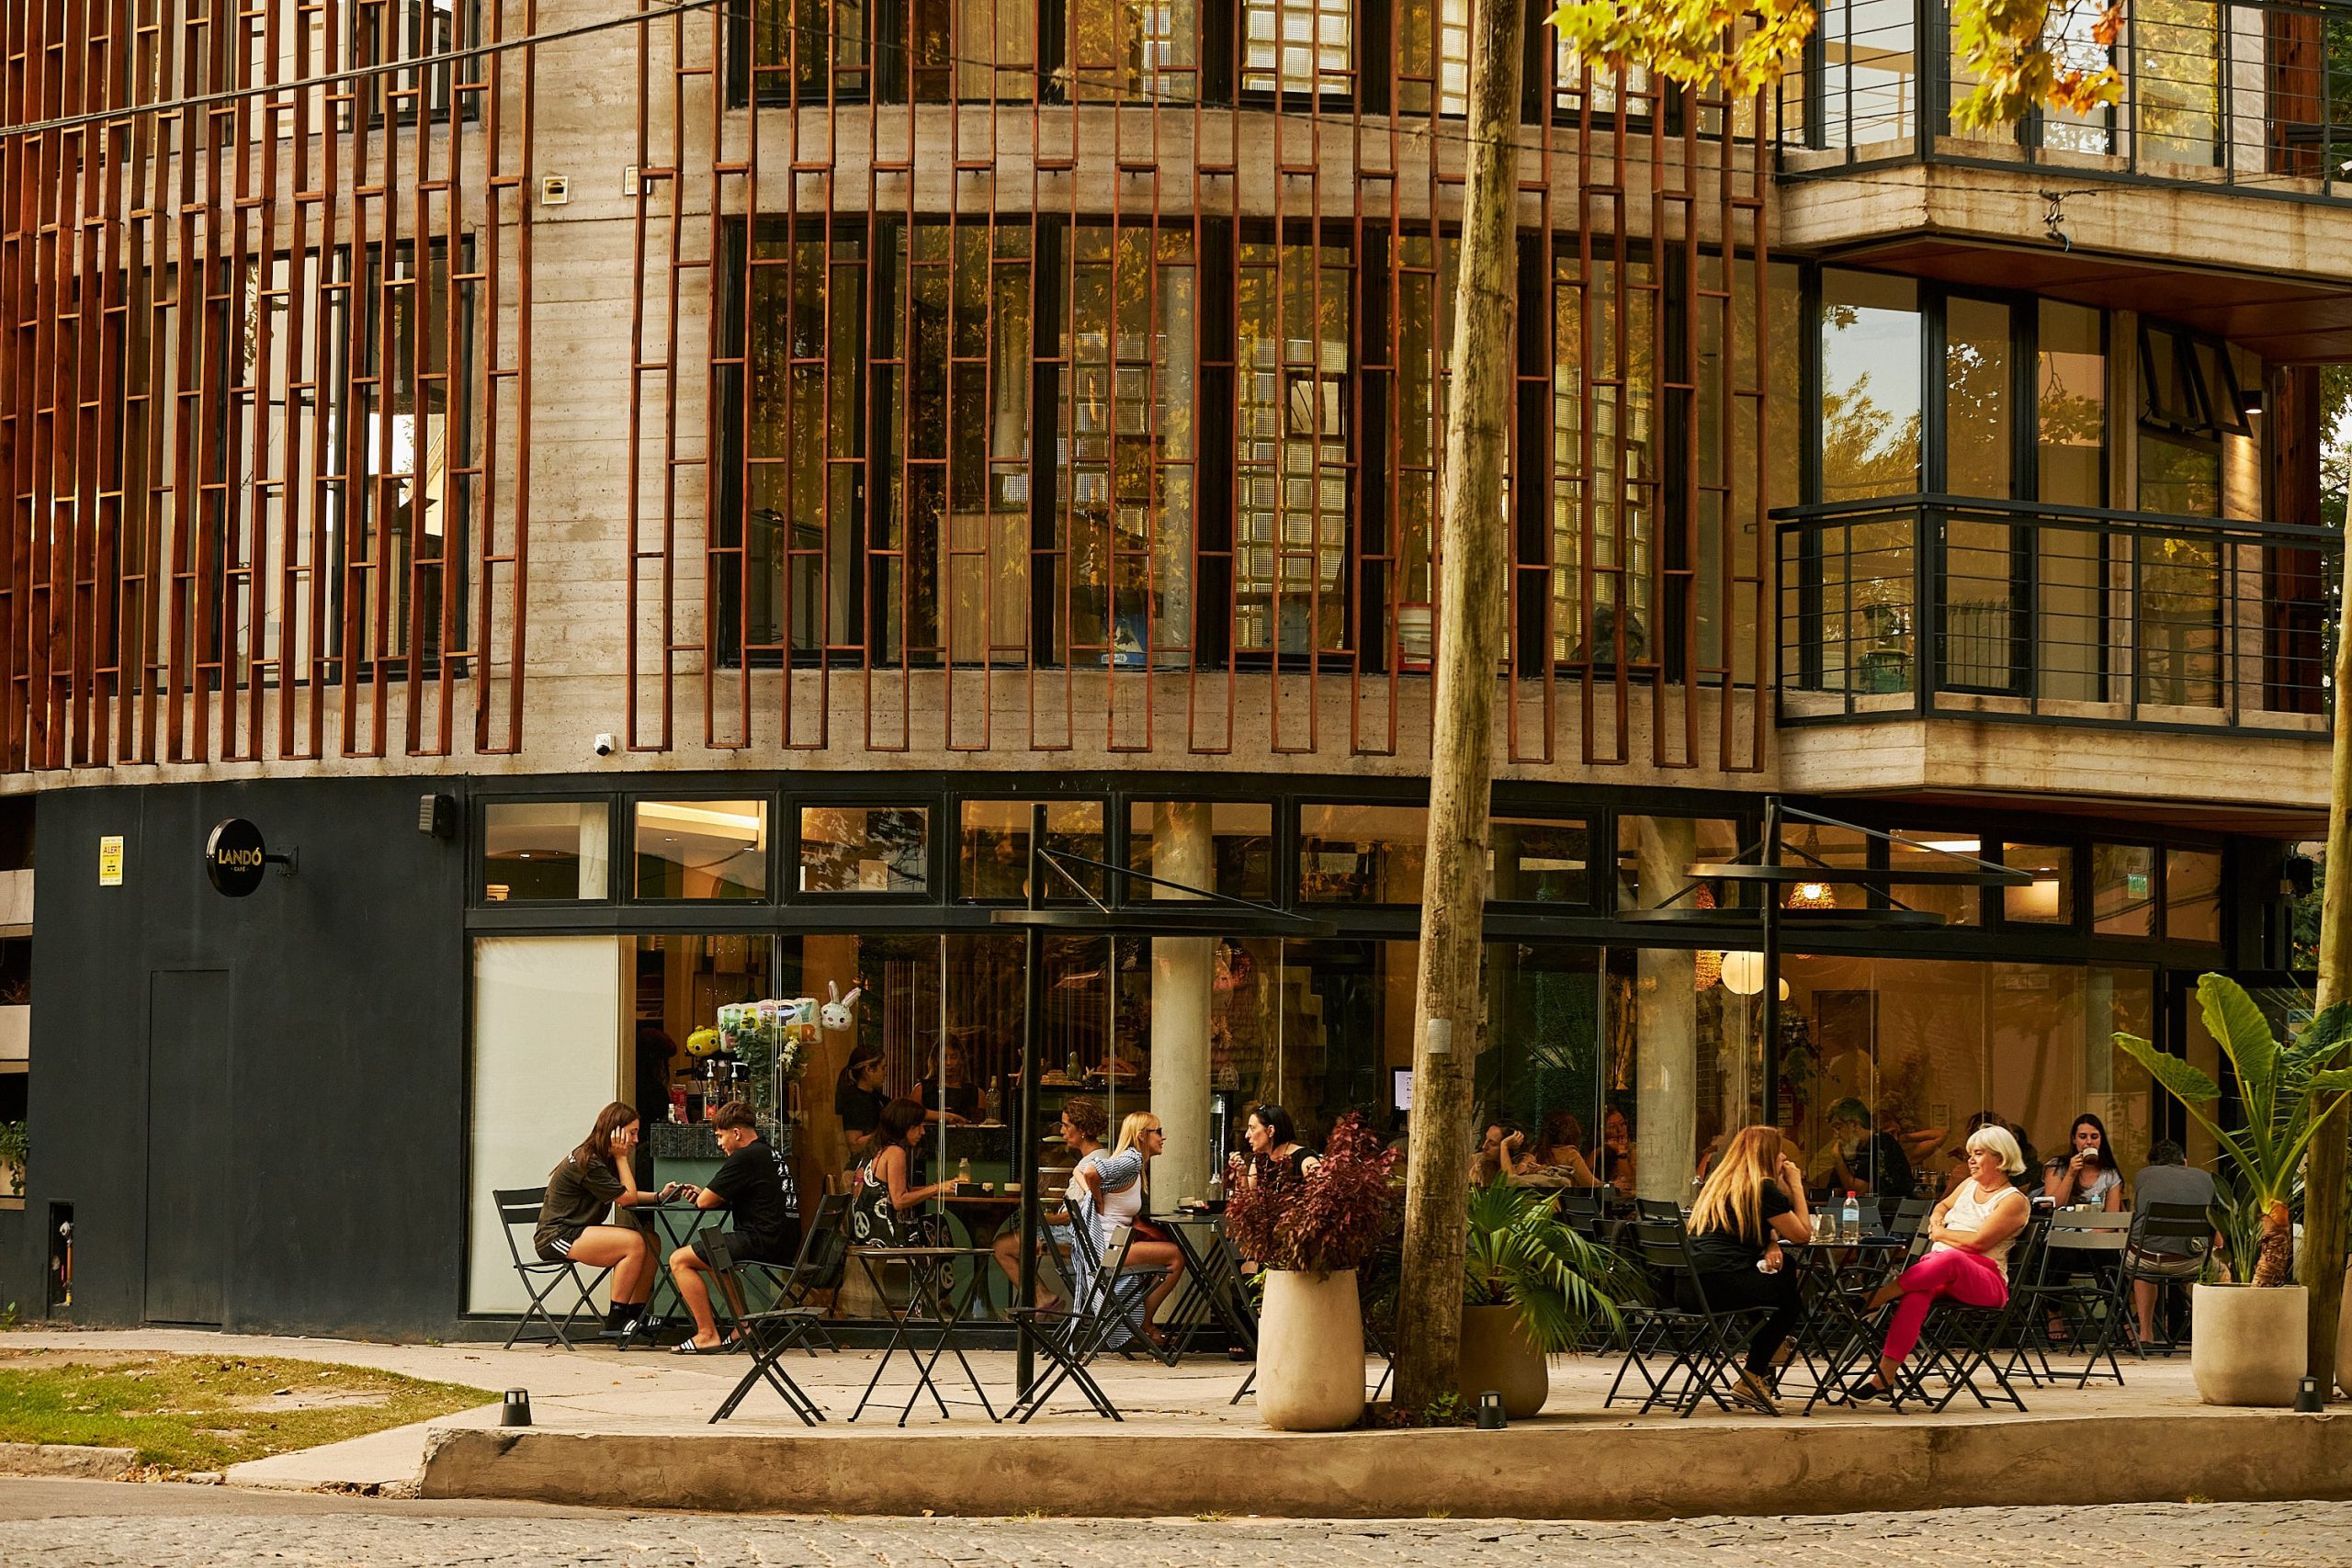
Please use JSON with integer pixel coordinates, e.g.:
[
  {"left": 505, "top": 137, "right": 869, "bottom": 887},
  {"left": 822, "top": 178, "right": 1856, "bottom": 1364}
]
[{"left": 206, "top": 818, "right": 269, "bottom": 897}]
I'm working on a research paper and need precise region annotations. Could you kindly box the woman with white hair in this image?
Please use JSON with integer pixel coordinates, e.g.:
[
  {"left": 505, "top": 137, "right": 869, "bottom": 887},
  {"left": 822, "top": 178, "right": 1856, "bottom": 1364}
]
[{"left": 1846, "top": 1123, "right": 2031, "bottom": 1403}]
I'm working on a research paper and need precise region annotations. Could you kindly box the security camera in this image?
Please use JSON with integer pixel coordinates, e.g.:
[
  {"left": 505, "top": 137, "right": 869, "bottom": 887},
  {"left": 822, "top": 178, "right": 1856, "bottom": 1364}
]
[{"left": 593, "top": 733, "right": 616, "bottom": 758}]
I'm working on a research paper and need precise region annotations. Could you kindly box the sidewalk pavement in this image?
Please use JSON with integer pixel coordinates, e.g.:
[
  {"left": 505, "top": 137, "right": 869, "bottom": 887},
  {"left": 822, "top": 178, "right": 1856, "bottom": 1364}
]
[{"left": 4, "top": 1326, "right": 2345, "bottom": 1519}]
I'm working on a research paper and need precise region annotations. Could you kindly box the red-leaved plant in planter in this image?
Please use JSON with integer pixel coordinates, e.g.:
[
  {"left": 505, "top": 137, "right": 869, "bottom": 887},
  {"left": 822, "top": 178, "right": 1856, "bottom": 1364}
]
[{"left": 1224, "top": 1112, "right": 1399, "bottom": 1277}]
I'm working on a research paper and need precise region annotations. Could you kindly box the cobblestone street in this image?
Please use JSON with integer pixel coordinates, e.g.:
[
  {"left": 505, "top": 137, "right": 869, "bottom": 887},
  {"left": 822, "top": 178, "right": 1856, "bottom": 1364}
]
[{"left": 1, "top": 1483, "right": 2346, "bottom": 1567}]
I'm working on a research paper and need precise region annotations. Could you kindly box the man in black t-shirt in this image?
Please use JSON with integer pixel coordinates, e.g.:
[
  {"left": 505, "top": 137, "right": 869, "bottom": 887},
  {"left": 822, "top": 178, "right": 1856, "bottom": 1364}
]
[{"left": 669, "top": 1100, "right": 802, "bottom": 1353}]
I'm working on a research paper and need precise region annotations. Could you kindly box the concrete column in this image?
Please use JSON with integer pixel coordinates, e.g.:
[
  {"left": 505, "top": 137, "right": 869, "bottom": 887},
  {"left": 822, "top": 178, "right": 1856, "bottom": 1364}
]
[
  {"left": 1149, "top": 801, "right": 1216, "bottom": 1214},
  {"left": 1634, "top": 817, "right": 1699, "bottom": 1203}
]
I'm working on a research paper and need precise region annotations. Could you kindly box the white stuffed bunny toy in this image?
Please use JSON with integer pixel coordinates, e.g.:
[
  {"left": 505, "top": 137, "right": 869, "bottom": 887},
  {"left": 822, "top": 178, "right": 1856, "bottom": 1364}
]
[{"left": 820, "top": 981, "right": 862, "bottom": 1032}]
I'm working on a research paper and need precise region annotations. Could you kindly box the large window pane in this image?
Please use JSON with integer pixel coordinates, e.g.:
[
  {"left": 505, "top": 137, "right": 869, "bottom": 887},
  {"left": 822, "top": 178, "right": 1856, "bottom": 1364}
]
[
  {"left": 1943, "top": 298, "right": 2011, "bottom": 498},
  {"left": 1616, "top": 817, "right": 1743, "bottom": 910},
  {"left": 2037, "top": 302, "right": 2106, "bottom": 507},
  {"left": 959, "top": 800, "right": 1107, "bottom": 900},
  {"left": 483, "top": 802, "right": 610, "bottom": 901},
  {"left": 2135, "top": 0, "right": 2221, "bottom": 165},
  {"left": 2091, "top": 843, "right": 2157, "bottom": 936},
  {"left": 1819, "top": 0, "right": 1916, "bottom": 147},
  {"left": 1941, "top": 518, "right": 2016, "bottom": 693},
  {"left": 2001, "top": 841, "right": 2075, "bottom": 924},
  {"left": 1241, "top": 0, "right": 1350, "bottom": 97},
  {"left": 1887, "top": 829, "right": 1981, "bottom": 927},
  {"left": 1820, "top": 270, "right": 1920, "bottom": 502},
  {"left": 2166, "top": 848, "right": 2223, "bottom": 943},
  {"left": 1554, "top": 253, "right": 1657, "bottom": 664},
  {"left": 634, "top": 800, "right": 769, "bottom": 900},
  {"left": 1060, "top": 226, "right": 1195, "bottom": 667},
  {"left": 1127, "top": 801, "right": 1274, "bottom": 901},
  {"left": 797, "top": 805, "right": 929, "bottom": 894},
  {"left": 1299, "top": 804, "right": 1426, "bottom": 903},
  {"left": 1067, "top": 0, "right": 1196, "bottom": 101},
  {"left": 1236, "top": 233, "right": 1352, "bottom": 654},
  {"left": 1490, "top": 818, "right": 1590, "bottom": 904}
]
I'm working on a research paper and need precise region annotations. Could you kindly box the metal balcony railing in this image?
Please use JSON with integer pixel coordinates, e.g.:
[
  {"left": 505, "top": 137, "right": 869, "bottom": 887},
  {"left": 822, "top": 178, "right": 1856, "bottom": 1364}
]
[
  {"left": 1777, "top": 0, "right": 2352, "bottom": 199},
  {"left": 1775, "top": 496, "right": 2340, "bottom": 732}
]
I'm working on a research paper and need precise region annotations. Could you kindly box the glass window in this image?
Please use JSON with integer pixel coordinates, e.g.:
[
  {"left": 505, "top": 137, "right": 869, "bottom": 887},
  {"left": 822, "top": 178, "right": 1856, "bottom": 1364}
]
[
  {"left": 1241, "top": 0, "right": 1350, "bottom": 98},
  {"left": 1059, "top": 225, "right": 1196, "bottom": 668},
  {"left": 1490, "top": 818, "right": 1590, "bottom": 904},
  {"left": 756, "top": 0, "right": 872, "bottom": 98},
  {"left": 2037, "top": 301, "right": 2106, "bottom": 507},
  {"left": 1554, "top": 251, "right": 1657, "bottom": 665},
  {"left": 797, "top": 805, "right": 930, "bottom": 894},
  {"left": 482, "top": 801, "right": 611, "bottom": 901},
  {"left": 2091, "top": 843, "right": 2157, "bottom": 937},
  {"left": 1887, "top": 829, "right": 1981, "bottom": 928},
  {"left": 959, "top": 800, "right": 1107, "bottom": 900},
  {"left": 1616, "top": 817, "right": 1743, "bottom": 910},
  {"left": 1066, "top": 0, "right": 1196, "bottom": 101},
  {"left": 2135, "top": 0, "right": 2221, "bottom": 166},
  {"left": 1236, "top": 232, "right": 1352, "bottom": 655},
  {"left": 1299, "top": 804, "right": 1426, "bottom": 903},
  {"left": 1819, "top": 269, "right": 1921, "bottom": 502},
  {"left": 1943, "top": 297, "right": 2011, "bottom": 498},
  {"left": 1779, "top": 824, "right": 1871, "bottom": 912},
  {"left": 1396, "top": 0, "right": 1471, "bottom": 116},
  {"left": 2166, "top": 848, "right": 2223, "bottom": 943},
  {"left": 1818, "top": 0, "right": 1917, "bottom": 148},
  {"left": 2001, "top": 841, "right": 2075, "bottom": 924},
  {"left": 635, "top": 801, "right": 769, "bottom": 900},
  {"left": 1126, "top": 801, "right": 1274, "bottom": 902}
]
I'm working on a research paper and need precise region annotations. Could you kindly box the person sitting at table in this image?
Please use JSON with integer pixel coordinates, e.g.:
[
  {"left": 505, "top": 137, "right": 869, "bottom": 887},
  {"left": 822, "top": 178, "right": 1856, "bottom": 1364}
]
[
  {"left": 1468, "top": 1119, "right": 1534, "bottom": 1186},
  {"left": 533, "top": 1100, "right": 671, "bottom": 1340},
  {"left": 1596, "top": 1105, "right": 1637, "bottom": 1197},
  {"left": 2125, "top": 1140, "right": 2217, "bottom": 1348},
  {"left": 1682, "top": 1125, "right": 1814, "bottom": 1416},
  {"left": 849, "top": 1098, "right": 954, "bottom": 1247},
  {"left": 1847, "top": 1124, "right": 2031, "bottom": 1403},
  {"left": 2043, "top": 1111, "right": 2124, "bottom": 1211},
  {"left": 834, "top": 1044, "right": 888, "bottom": 1168},
  {"left": 1242, "top": 1102, "right": 1320, "bottom": 1186},
  {"left": 990, "top": 1096, "right": 1106, "bottom": 1309},
  {"left": 917, "top": 1037, "right": 978, "bottom": 1127},
  {"left": 668, "top": 1100, "right": 800, "bottom": 1355},
  {"left": 1066, "top": 1110, "right": 1187, "bottom": 1348},
  {"left": 1940, "top": 1111, "right": 2037, "bottom": 1197},
  {"left": 1810, "top": 1099, "right": 1913, "bottom": 1213},
  {"left": 1533, "top": 1111, "right": 1604, "bottom": 1186}
]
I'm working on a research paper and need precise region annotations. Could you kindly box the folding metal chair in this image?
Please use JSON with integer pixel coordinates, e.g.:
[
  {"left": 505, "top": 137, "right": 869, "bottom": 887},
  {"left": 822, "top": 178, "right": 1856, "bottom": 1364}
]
[
  {"left": 493, "top": 1187, "right": 615, "bottom": 1350},
  {"left": 1005, "top": 1224, "right": 1159, "bottom": 1422},
  {"left": 1064, "top": 1208, "right": 1173, "bottom": 1364},
  {"left": 1896, "top": 1218, "right": 2049, "bottom": 1414},
  {"left": 708, "top": 1301, "right": 829, "bottom": 1425},
  {"left": 1635, "top": 1198, "right": 1685, "bottom": 1224},
  {"left": 718, "top": 1191, "right": 849, "bottom": 1354},
  {"left": 2014, "top": 1209, "right": 2132, "bottom": 1386},
  {"left": 2118, "top": 1202, "right": 2215, "bottom": 1356},
  {"left": 1608, "top": 1221, "right": 1774, "bottom": 1417}
]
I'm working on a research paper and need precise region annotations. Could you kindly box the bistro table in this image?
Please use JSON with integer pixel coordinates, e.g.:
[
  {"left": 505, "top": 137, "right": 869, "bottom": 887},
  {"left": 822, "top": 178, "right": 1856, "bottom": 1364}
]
[
  {"left": 621, "top": 1200, "right": 727, "bottom": 1349},
  {"left": 1160, "top": 1211, "right": 1256, "bottom": 1362},
  {"left": 1778, "top": 1233, "right": 1911, "bottom": 1414},
  {"left": 848, "top": 1244, "right": 1001, "bottom": 1426}
]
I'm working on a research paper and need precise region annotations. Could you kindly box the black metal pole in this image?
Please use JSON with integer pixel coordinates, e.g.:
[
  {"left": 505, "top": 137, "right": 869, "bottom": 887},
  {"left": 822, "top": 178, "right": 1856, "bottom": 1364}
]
[
  {"left": 1014, "top": 804, "right": 1046, "bottom": 1395},
  {"left": 1761, "top": 796, "right": 1782, "bottom": 1129}
]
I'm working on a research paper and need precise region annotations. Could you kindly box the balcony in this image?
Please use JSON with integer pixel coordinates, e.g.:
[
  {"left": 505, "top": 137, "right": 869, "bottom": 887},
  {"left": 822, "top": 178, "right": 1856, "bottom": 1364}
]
[
  {"left": 1775, "top": 496, "right": 2339, "bottom": 735},
  {"left": 1779, "top": 0, "right": 2352, "bottom": 201}
]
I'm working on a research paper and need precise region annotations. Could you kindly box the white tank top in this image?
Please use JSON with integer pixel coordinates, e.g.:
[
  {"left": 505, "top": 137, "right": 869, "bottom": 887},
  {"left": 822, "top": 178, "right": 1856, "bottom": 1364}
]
[{"left": 1937, "top": 1179, "right": 2023, "bottom": 1278}]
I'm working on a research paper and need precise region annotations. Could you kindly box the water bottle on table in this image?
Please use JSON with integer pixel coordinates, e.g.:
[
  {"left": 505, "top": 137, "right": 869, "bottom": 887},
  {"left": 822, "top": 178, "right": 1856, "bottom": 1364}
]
[{"left": 1841, "top": 1190, "right": 1861, "bottom": 1244}]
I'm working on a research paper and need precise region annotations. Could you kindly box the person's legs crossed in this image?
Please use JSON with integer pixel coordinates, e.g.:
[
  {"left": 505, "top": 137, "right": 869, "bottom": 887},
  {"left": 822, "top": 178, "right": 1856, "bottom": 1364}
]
[
  {"left": 1126, "top": 1238, "right": 1185, "bottom": 1342},
  {"left": 1878, "top": 1250, "right": 2004, "bottom": 1377}
]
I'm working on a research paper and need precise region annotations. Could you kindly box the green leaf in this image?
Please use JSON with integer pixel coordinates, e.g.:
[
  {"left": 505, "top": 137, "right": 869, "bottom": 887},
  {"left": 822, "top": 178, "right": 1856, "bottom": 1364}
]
[
  {"left": 2112, "top": 1031, "right": 2222, "bottom": 1105},
  {"left": 2199, "top": 974, "right": 2280, "bottom": 1099}
]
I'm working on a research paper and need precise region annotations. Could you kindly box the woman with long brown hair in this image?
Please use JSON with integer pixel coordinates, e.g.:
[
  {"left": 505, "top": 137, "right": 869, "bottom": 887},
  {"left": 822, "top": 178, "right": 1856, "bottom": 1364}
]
[
  {"left": 1682, "top": 1125, "right": 1814, "bottom": 1415},
  {"left": 533, "top": 1100, "right": 668, "bottom": 1337}
]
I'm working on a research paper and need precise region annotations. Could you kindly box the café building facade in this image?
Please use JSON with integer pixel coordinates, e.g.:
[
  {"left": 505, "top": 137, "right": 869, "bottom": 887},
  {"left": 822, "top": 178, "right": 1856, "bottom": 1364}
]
[{"left": 0, "top": 0, "right": 2340, "bottom": 1337}]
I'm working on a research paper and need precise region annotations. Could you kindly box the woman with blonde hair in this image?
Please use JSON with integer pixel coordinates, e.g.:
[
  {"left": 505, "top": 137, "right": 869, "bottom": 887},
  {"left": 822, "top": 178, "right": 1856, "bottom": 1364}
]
[
  {"left": 1680, "top": 1126, "right": 1814, "bottom": 1414},
  {"left": 1066, "top": 1109, "right": 1187, "bottom": 1347},
  {"left": 1848, "top": 1122, "right": 2031, "bottom": 1403}
]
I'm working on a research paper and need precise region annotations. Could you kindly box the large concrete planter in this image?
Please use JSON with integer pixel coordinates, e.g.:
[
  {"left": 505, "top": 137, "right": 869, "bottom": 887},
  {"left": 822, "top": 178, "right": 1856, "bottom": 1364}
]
[
  {"left": 1255, "top": 1268, "right": 1363, "bottom": 1431},
  {"left": 2191, "top": 1283, "right": 2307, "bottom": 1406},
  {"left": 1457, "top": 1303, "right": 1548, "bottom": 1418},
  {"left": 2337, "top": 1264, "right": 2352, "bottom": 1401}
]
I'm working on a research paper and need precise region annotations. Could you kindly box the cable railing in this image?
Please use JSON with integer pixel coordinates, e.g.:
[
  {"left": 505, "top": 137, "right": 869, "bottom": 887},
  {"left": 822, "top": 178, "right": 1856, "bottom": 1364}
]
[
  {"left": 1777, "top": 0, "right": 2352, "bottom": 200},
  {"left": 1774, "top": 495, "right": 2340, "bottom": 732}
]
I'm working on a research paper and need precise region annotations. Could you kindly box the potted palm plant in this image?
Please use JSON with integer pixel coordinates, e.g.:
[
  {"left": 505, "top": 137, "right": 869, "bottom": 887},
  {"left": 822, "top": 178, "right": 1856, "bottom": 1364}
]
[
  {"left": 2116, "top": 974, "right": 2352, "bottom": 1405},
  {"left": 1225, "top": 1112, "right": 1398, "bottom": 1431},
  {"left": 1458, "top": 1179, "right": 1628, "bottom": 1417}
]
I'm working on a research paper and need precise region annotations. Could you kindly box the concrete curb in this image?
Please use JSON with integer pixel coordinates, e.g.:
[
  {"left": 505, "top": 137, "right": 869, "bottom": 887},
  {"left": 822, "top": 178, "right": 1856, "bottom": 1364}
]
[
  {"left": 418, "top": 1410, "right": 2352, "bottom": 1519},
  {"left": 0, "top": 1442, "right": 139, "bottom": 1482}
]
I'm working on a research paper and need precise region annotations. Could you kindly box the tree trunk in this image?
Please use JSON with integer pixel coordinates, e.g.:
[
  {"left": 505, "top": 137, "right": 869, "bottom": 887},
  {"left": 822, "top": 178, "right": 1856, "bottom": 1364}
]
[
  {"left": 1390, "top": 0, "right": 1524, "bottom": 1415},
  {"left": 2304, "top": 496, "right": 2352, "bottom": 1381},
  {"left": 2262, "top": 1199, "right": 2299, "bottom": 1291}
]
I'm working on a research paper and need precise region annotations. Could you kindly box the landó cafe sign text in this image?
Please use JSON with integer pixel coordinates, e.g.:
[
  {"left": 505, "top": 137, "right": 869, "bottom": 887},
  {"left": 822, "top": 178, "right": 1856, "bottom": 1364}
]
[{"left": 205, "top": 818, "right": 289, "bottom": 897}]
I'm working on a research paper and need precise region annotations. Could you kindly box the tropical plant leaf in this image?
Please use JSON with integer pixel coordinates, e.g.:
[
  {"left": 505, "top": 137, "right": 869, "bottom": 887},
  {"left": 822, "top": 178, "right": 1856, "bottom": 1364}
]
[
  {"left": 1460, "top": 1179, "right": 1626, "bottom": 1353},
  {"left": 2199, "top": 973, "right": 2280, "bottom": 1103},
  {"left": 2112, "top": 1032, "right": 2222, "bottom": 1105}
]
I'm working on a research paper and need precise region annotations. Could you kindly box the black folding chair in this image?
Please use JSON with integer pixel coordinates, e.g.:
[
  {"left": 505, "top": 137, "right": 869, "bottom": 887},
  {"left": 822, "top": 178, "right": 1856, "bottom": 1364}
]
[
  {"left": 1005, "top": 1224, "right": 1158, "bottom": 1422},
  {"left": 717, "top": 1192, "right": 850, "bottom": 1354},
  {"left": 2013, "top": 1209, "right": 2132, "bottom": 1386},
  {"left": 1635, "top": 1198, "right": 1685, "bottom": 1224},
  {"left": 493, "top": 1187, "right": 615, "bottom": 1350},
  {"left": 1896, "top": 1218, "right": 2049, "bottom": 1414},
  {"left": 708, "top": 1294, "right": 829, "bottom": 1426},
  {"left": 1607, "top": 1221, "right": 1774, "bottom": 1417},
  {"left": 2118, "top": 1202, "right": 2215, "bottom": 1356},
  {"left": 1064, "top": 1206, "right": 1173, "bottom": 1365}
]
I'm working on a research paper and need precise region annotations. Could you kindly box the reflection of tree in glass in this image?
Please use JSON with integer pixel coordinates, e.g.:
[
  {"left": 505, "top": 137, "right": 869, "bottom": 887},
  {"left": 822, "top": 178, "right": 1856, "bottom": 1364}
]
[{"left": 1821, "top": 377, "right": 1922, "bottom": 502}]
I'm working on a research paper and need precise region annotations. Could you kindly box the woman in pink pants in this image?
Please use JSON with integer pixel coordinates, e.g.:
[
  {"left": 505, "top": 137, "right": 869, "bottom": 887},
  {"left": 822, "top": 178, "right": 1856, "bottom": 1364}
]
[{"left": 1848, "top": 1124, "right": 2030, "bottom": 1402}]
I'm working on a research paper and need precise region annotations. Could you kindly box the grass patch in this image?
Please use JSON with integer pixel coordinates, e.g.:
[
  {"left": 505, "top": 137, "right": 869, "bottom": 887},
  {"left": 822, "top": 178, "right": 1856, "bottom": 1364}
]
[{"left": 0, "top": 1351, "right": 491, "bottom": 1472}]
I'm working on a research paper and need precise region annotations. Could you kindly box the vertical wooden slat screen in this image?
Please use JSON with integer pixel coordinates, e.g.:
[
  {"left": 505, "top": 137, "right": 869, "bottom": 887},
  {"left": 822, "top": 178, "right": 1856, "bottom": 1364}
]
[
  {"left": 626, "top": 0, "right": 1771, "bottom": 771},
  {"left": 0, "top": 0, "right": 535, "bottom": 773}
]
